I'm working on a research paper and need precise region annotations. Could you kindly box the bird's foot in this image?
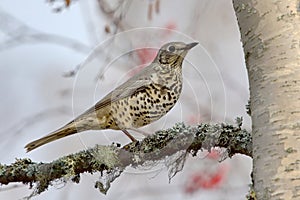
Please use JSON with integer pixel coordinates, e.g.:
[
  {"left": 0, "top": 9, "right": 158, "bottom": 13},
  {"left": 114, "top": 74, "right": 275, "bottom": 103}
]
[{"left": 122, "top": 130, "right": 137, "bottom": 142}]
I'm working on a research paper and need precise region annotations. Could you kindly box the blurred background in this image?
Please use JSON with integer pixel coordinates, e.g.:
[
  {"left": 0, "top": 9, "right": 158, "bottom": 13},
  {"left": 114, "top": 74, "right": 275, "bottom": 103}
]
[{"left": 0, "top": 0, "right": 251, "bottom": 199}]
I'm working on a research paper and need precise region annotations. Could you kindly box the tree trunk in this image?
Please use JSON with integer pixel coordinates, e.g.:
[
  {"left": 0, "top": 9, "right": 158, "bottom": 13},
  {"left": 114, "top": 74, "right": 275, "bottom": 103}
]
[{"left": 232, "top": 0, "right": 300, "bottom": 199}]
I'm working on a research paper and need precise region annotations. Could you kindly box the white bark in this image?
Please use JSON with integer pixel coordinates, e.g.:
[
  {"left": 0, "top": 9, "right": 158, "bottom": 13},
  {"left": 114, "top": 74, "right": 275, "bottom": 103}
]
[{"left": 233, "top": 0, "right": 300, "bottom": 199}]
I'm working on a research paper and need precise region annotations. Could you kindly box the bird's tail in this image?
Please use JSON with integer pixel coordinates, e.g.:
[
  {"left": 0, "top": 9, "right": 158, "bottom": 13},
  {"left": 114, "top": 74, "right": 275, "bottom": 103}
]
[{"left": 25, "top": 122, "right": 77, "bottom": 152}]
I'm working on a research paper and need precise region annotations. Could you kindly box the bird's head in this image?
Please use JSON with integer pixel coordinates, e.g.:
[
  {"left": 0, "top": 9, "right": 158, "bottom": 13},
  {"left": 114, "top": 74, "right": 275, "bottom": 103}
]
[{"left": 155, "top": 42, "right": 198, "bottom": 67}]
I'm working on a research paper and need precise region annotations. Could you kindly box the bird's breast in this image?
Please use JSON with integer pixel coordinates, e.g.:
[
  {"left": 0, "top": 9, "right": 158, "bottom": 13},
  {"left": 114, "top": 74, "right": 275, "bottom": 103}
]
[{"left": 110, "top": 77, "right": 182, "bottom": 130}]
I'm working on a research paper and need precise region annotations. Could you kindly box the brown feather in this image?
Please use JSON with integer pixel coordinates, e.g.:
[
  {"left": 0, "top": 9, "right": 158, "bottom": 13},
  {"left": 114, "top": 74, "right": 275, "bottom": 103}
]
[{"left": 25, "top": 123, "right": 77, "bottom": 152}]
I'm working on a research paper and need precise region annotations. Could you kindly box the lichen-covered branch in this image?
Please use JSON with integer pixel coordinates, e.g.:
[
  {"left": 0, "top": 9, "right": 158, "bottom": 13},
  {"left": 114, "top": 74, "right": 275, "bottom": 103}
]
[{"left": 0, "top": 121, "right": 251, "bottom": 196}]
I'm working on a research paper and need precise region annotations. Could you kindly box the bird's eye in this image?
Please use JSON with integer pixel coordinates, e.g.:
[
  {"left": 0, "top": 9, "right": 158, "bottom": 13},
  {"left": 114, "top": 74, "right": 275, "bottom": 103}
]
[{"left": 167, "top": 45, "right": 175, "bottom": 52}]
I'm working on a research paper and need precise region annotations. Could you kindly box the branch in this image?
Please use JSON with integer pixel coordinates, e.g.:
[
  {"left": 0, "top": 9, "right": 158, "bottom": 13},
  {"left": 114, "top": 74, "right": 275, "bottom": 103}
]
[
  {"left": 0, "top": 121, "right": 251, "bottom": 197},
  {"left": 0, "top": 8, "right": 91, "bottom": 53}
]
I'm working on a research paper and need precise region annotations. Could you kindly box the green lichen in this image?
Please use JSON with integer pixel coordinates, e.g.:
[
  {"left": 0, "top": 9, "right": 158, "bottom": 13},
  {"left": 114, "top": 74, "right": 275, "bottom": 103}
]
[
  {"left": 285, "top": 147, "right": 296, "bottom": 154},
  {"left": 91, "top": 145, "right": 119, "bottom": 169}
]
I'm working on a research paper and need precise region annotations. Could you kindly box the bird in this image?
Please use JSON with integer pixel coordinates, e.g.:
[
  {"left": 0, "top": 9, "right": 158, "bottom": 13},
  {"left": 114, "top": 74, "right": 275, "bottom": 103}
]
[{"left": 25, "top": 41, "right": 198, "bottom": 152}]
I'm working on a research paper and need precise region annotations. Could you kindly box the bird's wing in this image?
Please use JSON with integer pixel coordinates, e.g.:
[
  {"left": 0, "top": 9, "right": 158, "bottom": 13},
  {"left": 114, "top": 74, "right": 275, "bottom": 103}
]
[{"left": 81, "top": 65, "right": 157, "bottom": 115}]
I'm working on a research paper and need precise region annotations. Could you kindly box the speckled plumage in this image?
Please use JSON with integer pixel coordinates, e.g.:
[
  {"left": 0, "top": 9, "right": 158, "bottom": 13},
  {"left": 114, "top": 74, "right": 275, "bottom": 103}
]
[{"left": 25, "top": 41, "right": 198, "bottom": 152}]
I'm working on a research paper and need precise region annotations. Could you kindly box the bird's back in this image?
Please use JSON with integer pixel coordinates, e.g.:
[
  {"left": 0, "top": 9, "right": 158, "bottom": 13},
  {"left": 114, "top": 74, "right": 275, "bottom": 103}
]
[{"left": 75, "top": 61, "right": 183, "bottom": 130}]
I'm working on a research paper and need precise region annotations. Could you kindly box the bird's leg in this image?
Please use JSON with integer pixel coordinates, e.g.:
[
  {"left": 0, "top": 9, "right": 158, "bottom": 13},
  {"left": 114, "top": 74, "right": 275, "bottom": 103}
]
[{"left": 122, "top": 130, "right": 137, "bottom": 142}]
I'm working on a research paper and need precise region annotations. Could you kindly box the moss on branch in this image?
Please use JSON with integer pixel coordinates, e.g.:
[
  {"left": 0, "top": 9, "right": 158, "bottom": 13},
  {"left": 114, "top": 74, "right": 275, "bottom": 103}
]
[{"left": 0, "top": 121, "right": 251, "bottom": 196}]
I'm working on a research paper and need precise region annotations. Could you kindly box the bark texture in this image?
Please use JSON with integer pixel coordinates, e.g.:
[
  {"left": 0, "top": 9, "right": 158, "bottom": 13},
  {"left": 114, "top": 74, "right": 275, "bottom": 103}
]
[{"left": 233, "top": 1, "right": 300, "bottom": 199}]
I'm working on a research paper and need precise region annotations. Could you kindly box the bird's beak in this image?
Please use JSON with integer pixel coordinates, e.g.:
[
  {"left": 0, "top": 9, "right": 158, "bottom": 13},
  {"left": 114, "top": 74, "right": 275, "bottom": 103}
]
[{"left": 185, "top": 42, "right": 198, "bottom": 50}]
